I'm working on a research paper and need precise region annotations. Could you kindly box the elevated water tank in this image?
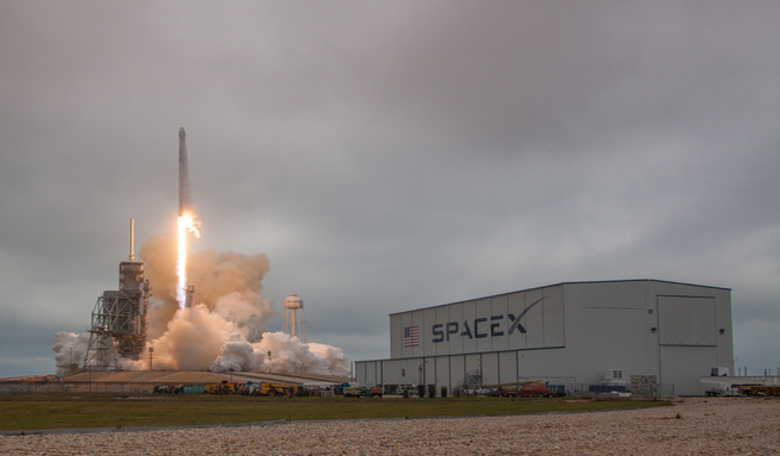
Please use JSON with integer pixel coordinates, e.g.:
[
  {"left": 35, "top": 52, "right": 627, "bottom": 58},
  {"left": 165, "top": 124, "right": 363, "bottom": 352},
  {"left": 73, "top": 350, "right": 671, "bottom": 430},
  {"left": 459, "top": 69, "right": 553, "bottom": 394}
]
[
  {"left": 283, "top": 293, "right": 305, "bottom": 341},
  {"left": 284, "top": 293, "right": 303, "bottom": 309}
]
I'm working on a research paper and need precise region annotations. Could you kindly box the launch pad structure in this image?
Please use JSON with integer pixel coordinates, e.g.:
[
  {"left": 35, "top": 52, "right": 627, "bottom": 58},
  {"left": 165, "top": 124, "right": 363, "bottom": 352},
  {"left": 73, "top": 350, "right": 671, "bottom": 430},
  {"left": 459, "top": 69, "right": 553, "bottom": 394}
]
[{"left": 83, "top": 219, "right": 150, "bottom": 370}]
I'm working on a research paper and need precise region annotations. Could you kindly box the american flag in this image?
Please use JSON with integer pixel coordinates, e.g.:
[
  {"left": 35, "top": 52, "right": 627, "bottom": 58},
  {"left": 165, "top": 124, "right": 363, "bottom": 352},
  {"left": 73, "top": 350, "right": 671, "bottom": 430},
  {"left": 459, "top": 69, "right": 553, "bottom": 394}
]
[{"left": 403, "top": 326, "right": 420, "bottom": 347}]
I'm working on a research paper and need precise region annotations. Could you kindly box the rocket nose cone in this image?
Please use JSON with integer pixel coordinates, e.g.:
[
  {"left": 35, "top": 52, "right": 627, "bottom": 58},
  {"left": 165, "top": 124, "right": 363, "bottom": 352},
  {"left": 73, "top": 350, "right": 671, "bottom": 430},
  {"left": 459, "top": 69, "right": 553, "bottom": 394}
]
[{"left": 179, "top": 127, "right": 186, "bottom": 139}]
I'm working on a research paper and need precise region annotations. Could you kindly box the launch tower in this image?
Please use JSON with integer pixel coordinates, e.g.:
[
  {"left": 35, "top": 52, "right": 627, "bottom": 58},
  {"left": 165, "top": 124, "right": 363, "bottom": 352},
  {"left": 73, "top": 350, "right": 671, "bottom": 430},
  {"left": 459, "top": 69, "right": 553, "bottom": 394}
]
[{"left": 83, "top": 219, "right": 150, "bottom": 370}]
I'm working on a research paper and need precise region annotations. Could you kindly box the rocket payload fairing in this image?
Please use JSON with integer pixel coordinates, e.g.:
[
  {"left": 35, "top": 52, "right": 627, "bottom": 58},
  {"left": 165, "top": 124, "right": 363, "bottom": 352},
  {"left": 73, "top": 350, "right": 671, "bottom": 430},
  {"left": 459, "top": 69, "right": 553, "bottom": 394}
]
[{"left": 178, "top": 127, "right": 191, "bottom": 216}]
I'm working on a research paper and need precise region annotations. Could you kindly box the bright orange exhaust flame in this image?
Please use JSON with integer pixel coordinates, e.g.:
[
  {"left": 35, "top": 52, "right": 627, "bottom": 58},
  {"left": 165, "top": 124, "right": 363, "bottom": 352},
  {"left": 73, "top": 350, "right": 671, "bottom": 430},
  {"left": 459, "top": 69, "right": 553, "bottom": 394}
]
[{"left": 177, "top": 212, "right": 201, "bottom": 309}]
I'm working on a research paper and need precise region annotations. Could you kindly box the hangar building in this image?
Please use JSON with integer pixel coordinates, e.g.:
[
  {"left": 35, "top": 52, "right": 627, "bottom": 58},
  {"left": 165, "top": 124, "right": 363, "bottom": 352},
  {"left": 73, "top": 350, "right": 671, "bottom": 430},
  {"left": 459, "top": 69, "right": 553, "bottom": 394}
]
[{"left": 355, "top": 279, "right": 733, "bottom": 396}]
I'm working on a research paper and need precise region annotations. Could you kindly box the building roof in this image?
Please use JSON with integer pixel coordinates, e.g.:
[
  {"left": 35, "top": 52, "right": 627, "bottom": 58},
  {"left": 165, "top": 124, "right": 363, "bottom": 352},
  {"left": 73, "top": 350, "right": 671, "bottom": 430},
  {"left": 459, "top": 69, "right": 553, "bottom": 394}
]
[{"left": 389, "top": 278, "right": 731, "bottom": 316}]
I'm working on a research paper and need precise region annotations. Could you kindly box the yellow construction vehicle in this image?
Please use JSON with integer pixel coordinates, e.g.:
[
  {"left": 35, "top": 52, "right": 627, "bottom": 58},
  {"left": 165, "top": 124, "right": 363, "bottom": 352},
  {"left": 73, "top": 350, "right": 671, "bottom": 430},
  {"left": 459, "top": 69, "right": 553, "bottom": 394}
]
[
  {"left": 734, "top": 384, "right": 780, "bottom": 396},
  {"left": 205, "top": 380, "right": 241, "bottom": 395},
  {"left": 248, "top": 382, "right": 289, "bottom": 397}
]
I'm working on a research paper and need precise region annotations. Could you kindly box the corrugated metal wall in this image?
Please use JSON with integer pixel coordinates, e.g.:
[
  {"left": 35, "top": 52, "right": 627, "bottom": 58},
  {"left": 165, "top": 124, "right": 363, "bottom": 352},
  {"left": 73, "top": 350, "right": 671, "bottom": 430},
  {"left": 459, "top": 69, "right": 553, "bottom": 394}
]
[
  {"left": 391, "top": 285, "right": 566, "bottom": 359},
  {"left": 359, "top": 280, "right": 733, "bottom": 396}
]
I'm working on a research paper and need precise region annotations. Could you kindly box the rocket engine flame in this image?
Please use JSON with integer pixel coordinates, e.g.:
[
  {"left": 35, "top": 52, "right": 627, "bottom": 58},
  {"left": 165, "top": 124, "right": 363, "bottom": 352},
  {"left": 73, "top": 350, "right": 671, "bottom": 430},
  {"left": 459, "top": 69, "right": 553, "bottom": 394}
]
[{"left": 176, "top": 212, "right": 200, "bottom": 309}]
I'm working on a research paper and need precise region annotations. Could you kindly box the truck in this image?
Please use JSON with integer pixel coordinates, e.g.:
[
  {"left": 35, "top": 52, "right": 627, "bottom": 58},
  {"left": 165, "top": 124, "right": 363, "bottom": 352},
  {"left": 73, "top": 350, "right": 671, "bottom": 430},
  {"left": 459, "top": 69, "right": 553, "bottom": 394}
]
[
  {"left": 205, "top": 381, "right": 240, "bottom": 395},
  {"left": 342, "top": 384, "right": 384, "bottom": 398},
  {"left": 248, "top": 382, "right": 290, "bottom": 397},
  {"left": 487, "top": 386, "right": 519, "bottom": 398},
  {"left": 342, "top": 385, "right": 366, "bottom": 397},
  {"left": 369, "top": 386, "right": 384, "bottom": 398},
  {"left": 520, "top": 382, "right": 547, "bottom": 397},
  {"left": 153, "top": 384, "right": 182, "bottom": 394}
]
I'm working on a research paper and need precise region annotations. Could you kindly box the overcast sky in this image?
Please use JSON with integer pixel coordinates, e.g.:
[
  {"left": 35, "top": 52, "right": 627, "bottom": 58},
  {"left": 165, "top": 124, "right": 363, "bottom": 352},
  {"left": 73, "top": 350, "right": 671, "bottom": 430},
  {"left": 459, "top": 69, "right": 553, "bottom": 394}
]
[{"left": 1, "top": 1, "right": 778, "bottom": 378}]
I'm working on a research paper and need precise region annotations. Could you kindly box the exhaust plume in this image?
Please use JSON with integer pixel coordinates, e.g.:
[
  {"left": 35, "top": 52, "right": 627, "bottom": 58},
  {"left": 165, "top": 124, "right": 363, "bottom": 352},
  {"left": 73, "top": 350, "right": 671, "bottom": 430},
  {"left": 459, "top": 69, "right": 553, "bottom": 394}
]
[
  {"left": 52, "top": 128, "right": 348, "bottom": 377},
  {"left": 53, "top": 231, "right": 349, "bottom": 377}
]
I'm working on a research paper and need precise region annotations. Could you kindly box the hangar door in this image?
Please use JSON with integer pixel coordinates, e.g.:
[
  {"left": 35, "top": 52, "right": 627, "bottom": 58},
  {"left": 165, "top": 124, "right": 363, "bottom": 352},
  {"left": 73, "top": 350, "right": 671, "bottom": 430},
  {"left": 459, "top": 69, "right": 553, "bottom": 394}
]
[{"left": 658, "top": 296, "right": 718, "bottom": 395}]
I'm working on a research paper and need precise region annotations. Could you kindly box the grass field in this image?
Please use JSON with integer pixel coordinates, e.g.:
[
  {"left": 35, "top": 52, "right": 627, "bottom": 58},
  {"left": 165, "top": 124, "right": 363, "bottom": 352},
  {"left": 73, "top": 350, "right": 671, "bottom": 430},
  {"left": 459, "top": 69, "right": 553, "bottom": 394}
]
[{"left": 0, "top": 395, "right": 669, "bottom": 431}]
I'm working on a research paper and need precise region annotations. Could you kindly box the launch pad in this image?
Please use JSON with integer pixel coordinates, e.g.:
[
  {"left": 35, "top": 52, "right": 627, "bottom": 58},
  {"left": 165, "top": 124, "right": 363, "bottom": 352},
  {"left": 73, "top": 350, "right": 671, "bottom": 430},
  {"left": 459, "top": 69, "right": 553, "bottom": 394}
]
[
  {"left": 83, "top": 220, "right": 150, "bottom": 370},
  {"left": 81, "top": 128, "right": 196, "bottom": 371}
]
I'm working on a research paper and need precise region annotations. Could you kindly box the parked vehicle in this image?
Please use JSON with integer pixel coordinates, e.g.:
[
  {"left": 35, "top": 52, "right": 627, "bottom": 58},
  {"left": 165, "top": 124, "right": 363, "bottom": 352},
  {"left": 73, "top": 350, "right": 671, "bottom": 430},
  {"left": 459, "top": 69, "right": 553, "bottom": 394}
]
[
  {"left": 544, "top": 384, "right": 567, "bottom": 397},
  {"left": 181, "top": 384, "right": 207, "bottom": 394},
  {"left": 734, "top": 384, "right": 780, "bottom": 396},
  {"left": 332, "top": 382, "right": 349, "bottom": 396},
  {"left": 397, "top": 384, "right": 419, "bottom": 398},
  {"left": 520, "top": 382, "right": 547, "bottom": 397},
  {"left": 482, "top": 381, "right": 566, "bottom": 398},
  {"left": 205, "top": 381, "right": 241, "bottom": 395},
  {"left": 487, "top": 386, "right": 518, "bottom": 397},
  {"left": 248, "top": 382, "right": 290, "bottom": 397},
  {"left": 343, "top": 385, "right": 366, "bottom": 397},
  {"left": 153, "top": 384, "right": 182, "bottom": 394},
  {"left": 369, "top": 386, "right": 384, "bottom": 398},
  {"left": 341, "top": 383, "right": 384, "bottom": 398}
]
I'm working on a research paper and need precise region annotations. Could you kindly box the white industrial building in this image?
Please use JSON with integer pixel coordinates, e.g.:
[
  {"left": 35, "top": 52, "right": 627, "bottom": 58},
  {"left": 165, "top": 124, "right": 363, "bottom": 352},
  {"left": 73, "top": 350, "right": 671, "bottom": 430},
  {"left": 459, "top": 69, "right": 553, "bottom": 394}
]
[{"left": 355, "top": 279, "right": 733, "bottom": 396}]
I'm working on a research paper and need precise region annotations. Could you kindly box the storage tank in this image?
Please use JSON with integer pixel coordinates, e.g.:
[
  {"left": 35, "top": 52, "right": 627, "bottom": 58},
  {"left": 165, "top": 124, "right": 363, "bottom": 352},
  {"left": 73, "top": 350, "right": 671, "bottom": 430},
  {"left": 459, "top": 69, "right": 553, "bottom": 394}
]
[{"left": 283, "top": 293, "right": 305, "bottom": 341}]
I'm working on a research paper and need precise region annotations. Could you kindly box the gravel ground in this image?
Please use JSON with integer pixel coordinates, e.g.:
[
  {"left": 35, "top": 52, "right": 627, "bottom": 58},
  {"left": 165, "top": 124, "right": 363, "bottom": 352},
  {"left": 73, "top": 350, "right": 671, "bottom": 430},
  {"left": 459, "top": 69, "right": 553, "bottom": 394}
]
[{"left": 1, "top": 397, "right": 778, "bottom": 455}]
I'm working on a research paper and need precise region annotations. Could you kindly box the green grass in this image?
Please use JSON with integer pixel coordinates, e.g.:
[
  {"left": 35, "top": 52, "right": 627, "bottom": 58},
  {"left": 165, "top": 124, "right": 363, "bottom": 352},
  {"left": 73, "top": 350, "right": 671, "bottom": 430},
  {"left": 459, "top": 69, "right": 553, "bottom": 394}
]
[{"left": 0, "top": 394, "right": 670, "bottom": 431}]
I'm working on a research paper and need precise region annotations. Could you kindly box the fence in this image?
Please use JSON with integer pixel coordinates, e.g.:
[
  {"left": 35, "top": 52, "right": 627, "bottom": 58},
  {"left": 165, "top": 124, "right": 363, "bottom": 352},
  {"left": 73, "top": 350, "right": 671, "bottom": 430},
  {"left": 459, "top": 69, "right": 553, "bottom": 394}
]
[
  {"left": 1, "top": 377, "right": 677, "bottom": 398},
  {"left": 0, "top": 381, "right": 204, "bottom": 395}
]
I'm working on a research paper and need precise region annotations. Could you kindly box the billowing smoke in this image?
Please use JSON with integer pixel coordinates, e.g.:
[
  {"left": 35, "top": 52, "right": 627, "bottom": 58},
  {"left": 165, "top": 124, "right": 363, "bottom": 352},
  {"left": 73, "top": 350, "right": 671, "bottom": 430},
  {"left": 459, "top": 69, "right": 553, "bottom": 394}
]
[
  {"left": 210, "top": 331, "right": 349, "bottom": 374},
  {"left": 52, "top": 332, "right": 90, "bottom": 373},
  {"left": 53, "top": 332, "right": 143, "bottom": 374},
  {"left": 52, "top": 231, "right": 349, "bottom": 377},
  {"left": 139, "top": 232, "right": 275, "bottom": 342}
]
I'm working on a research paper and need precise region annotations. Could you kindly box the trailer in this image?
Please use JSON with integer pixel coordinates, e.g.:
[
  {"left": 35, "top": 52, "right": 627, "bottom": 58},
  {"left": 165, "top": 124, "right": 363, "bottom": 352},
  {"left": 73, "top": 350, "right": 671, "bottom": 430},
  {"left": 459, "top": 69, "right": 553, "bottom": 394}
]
[
  {"left": 181, "top": 384, "right": 207, "bottom": 394},
  {"left": 701, "top": 375, "right": 780, "bottom": 397},
  {"left": 483, "top": 381, "right": 562, "bottom": 398},
  {"left": 733, "top": 384, "right": 780, "bottom": 396}
]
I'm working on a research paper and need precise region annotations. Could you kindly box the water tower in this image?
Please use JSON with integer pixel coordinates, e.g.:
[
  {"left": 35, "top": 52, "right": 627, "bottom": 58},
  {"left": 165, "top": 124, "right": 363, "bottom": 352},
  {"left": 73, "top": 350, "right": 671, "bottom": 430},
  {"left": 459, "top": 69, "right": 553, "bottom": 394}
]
[{"left": 283, "top": 293, "right": 305, "bottom": 342}]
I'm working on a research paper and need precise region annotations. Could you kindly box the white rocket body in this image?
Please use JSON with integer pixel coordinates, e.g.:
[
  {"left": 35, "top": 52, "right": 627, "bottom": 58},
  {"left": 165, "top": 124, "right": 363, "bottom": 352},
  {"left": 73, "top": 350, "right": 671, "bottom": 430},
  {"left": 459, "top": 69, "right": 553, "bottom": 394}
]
[{"left": 178, "top": 127, "right": 191, "bottom": 216}]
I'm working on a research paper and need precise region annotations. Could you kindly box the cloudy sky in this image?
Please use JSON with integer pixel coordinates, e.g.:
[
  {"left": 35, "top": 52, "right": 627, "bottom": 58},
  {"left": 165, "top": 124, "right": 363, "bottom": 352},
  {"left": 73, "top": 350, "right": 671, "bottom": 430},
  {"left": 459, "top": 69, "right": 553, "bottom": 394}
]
[{"left": 1, "top": 1, "right": 778, "bottom": 378}]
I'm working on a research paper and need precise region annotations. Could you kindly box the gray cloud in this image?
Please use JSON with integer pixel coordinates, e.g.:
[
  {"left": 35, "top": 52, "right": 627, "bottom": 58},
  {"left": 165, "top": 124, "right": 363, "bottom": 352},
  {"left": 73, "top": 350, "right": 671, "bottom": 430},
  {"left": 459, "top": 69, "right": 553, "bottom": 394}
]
[{"left": 1, "top": 1, "right": 778, "bottom": 376}]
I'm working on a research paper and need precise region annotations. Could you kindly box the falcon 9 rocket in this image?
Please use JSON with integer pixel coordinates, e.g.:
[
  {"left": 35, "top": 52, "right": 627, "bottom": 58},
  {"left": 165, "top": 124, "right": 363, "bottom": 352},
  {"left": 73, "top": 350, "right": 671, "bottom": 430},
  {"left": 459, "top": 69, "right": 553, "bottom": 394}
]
[
  {"left": 178, "top": 127, "right": 191, "bottom": 216},
  {"left": 176, "top": 127, "right": 199, "bottom": 309}
]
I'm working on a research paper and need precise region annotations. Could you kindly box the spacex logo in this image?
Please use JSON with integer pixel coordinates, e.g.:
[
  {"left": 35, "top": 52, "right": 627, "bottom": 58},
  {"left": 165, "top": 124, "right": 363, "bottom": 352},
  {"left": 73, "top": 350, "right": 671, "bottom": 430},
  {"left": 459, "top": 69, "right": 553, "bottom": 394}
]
[{"left": 430, "top": 296, "right": 547, "bottom": 343}]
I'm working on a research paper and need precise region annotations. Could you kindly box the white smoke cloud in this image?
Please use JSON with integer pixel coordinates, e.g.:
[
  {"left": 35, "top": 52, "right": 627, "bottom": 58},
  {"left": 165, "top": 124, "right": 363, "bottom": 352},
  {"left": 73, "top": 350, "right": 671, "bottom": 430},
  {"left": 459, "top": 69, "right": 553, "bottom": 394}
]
[
  {"left": 209, "top": 331, "right": 350, "bottom": 376},
  {"left": 52, "top": 332, "right": 91, "bottom": 376},
  {"left": 148, "top": 304, "right": 237, "bottom": 371},
  {"left": 209, "top": 333, "right": 257, "bottom": 372},
  {"left": 52, "top": 231, "right": 350, "bottom": 377},
  {"left": 213, "top": 291, "right": 268, "bottom": 342},
  {"left": 137, "top": 232, "right": 275, "bottom": 340}
]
